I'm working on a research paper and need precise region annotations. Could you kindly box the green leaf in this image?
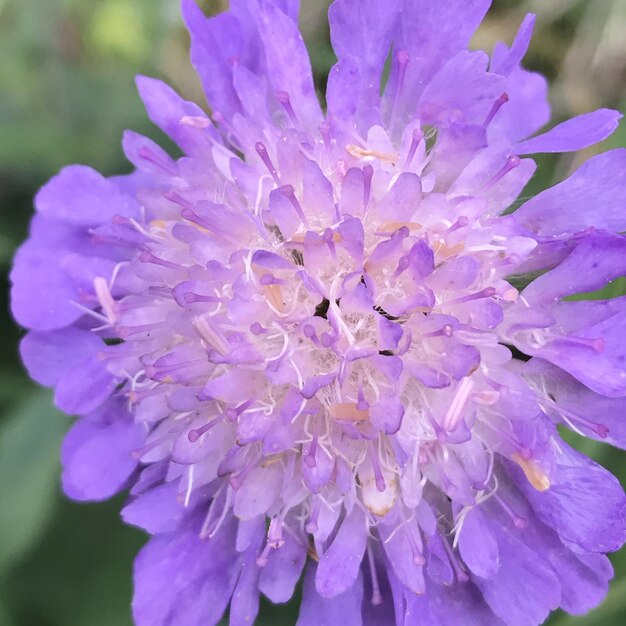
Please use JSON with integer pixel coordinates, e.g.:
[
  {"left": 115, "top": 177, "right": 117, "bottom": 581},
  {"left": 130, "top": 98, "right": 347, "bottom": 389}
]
[{"left": 0, "top": 388, "right": 69, "bottom": 579}]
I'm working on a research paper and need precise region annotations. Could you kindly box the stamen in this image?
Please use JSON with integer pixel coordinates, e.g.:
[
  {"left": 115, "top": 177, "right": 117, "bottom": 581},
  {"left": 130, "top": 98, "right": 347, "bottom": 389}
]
[
  {"left": 278, "top": 184, "right": 309, "bottom": 227},
  {"left": 318, "top": 121, "right": 332, "bottom": 156},
  {"left": 363, "top": 164, "right": 374, "bottom": 211},
  {"left": 188, "top": 415, "right": 221, "bottom": 442},
  {"left": 451, "top": 287, "right": 496, "bottom": 305},
  {"left": 443, "top": 376, "right": 474, "bottom": 431},
  {"left": 137, "top": 147, "right": 177, "bottom": 175},
  {"left": 304, "top": 431, "right": 319, "bottom": 468},
  {"left": 192, "top": 316, "right": 230, "bottom": 355},
  {"left": 483, "top": 92, "right": 509, "bottom": 127},
  {"left": 557, "top": 334, "right": 605, "bottom": 353},
  {"left": 390, "top": 50, "right": 410, "bottom": 126},
  {"left": 367, "top": 545, "right": 383, "bottom": 606},
  {"left": 276, "top": 90, "right": 299, "bottom": 125},
  {"left": 139, "top": 249, "right": 182, "bottom": 271},
  {"left": 404, "top": 128, "right": 423, "bottom": 170},
  {"left": 255, "top": 141, "right": 281, "bottom": 184},
  {"left": 306, "top": 498, "right": 321, "bottom": 534},
  {"left": 93, "top": 276, "right": 119, "bottom": 323},
  {"left": 494, "top": 493, "right": 527, "bottom": 529},
  {"left": 444, "top": 216, "right": 470, "bottom": 235},
  {"left": 441, "top": 536, "right": 469, "bottom": 583},
  {"left": 370, "top": 443, "right": 387, "bottom": 493},
  {"left": 484, "top": 155, "right": 521, "bottom": 189},
  {"left": 322, "top": 228, "right": 337, "bottom": 258}
]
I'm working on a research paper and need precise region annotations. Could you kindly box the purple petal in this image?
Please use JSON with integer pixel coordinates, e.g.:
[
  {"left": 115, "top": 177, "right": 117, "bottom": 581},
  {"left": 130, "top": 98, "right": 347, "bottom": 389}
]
[
  {"left": 515, "top": 149, "right": 626, "bottom": 236},
  {"left": 491, "top": 14, "right": 536, "bottom": 76},
  {"left": 54, "top": 352, "right": 116, "bottom": 416},
  {"left": 256, "top": 0, "right": 322, "bottom": 129},
  {"left": 329, "top": 0, "right": 400, "bottom": 110},
  {"left": 133, "top": 515, "right": 239, "bottom": 626},
  {"left": 511, "top": 443, "right": 626, "bottom": 553},
  {"left": 135, "top": 75, "right": 216, "bottom": 157},
  {"left": 122, "top": 482, "right": 190, "bottom": 534},
  {"left": 259, "top": 529, "right": 307, "bottom": 603},
  {"left": 418, "top": 51, "right": 505, "bottom": 127},
  {"left": 488, "top": 65, "right": 550, "bottom": 144},
  {"left": 180, "top": 0, "right": 242, "bottom": 119},
  {"left": 391, "top": 0, "right": 491, "bottom": 121},
  {"left": 315, "top": 506, "right": 367, "bottom": 597},
  {"left": 476, "top": 522, "right": 561, "bottom": 626},
  {"left": 298, "top": 563, "right": 364, "bottom": 626},
  {"left": 34, "top": 165, "right": 139, "bottom": 226},
  {"left": 20, "top": 328, "right": 103, "bottom": 387},
  {"left": 458, "top": 506, "right": 499, "bottom": 579},
  {"left": 514, "top": 109, "right": 622, "bottom": 155},
  {"left": 62, "top": 411, "right": 144, "bottom": 501}
]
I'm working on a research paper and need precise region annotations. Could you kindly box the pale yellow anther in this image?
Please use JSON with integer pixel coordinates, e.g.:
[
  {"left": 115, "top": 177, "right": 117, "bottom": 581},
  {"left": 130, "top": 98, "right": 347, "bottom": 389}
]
[
  {"left": 378, "top": 221, "right": 423, "bottom": 233},
  {"left": 264, "top": 284, "right": 285, "bottom": 312},
  {"left": 432, "top": 241, "right": 465, "bottom": 258},
  {"left": 346, "top": 144, "right": 398, "bottom": 164},
  {"left": 328, "top": 402, "right": 369, "bottom": 421},
  {"left": 511, "top": 453, "right": 551, "bottom": 492}
]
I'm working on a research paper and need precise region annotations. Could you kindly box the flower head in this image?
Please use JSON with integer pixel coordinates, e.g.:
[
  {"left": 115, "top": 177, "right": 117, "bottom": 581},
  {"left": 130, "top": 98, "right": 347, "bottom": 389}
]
[{"left": 11, "top": 1, "right": 626, "bottom": 624}]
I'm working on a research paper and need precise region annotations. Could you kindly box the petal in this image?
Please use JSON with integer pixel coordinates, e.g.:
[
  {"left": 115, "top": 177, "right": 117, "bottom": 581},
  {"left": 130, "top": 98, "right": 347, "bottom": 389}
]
[
  {"left": 122, "top": 482, "right": 194, "bottom": 535},
  {"left": 180, "top": 0, "right": 242, "bottom": 119},
  {"left": 488, "top": 65, "right": 550, "bottom": 144},
  {"left": 329, "top": 0, "right": 400, "bottom": 110},
  {"left": 20, "top": 327, "right": 103, "bottom": 387},
  {"left": 135, "top": 75, "right": 216, "bottom": 157},
  {"left": 122, "top": 130, "right": 177, "bottom": 176},
  {"left": 392, "top": 0, "right": 491, "bottom": 113},
  {"left": 515, "top": 149, "right": 626, "bottom": 235},
  {"left": 524, "top": 359, "right": 626, "bottom": 448},
  {"left": 34, "top": 165, "right": 139, "bottom": 226},
  {"left": 133, "top": 515, "right": 239, "bottom": 626},
  {"left": 298, "top": 563, "right": 364, "bottom": 626},
  {"left": 62, "top": 410, "right": 144, "bottom": 501},
  {"left": 256, "top": 0, "right": 322, "bottom": 129},
  {"left": 491, "top": 14, "right": 536, "bottom": 76},
  {"left": 259, "top": 529, "right": 307, "bottom": 603},
  {"left": 54, "top": 352, "right": 116, "bottom": 416},
  {"left": 379, "top": 521, "right": 425, "bottom": 594},
  {"left": 522, "top": 232, "right": 626, "bottom": 303},
  {"left": 510, "top": 442, "right": 626, "bottom": 553},
  {"left": 418, "top": 51, "right": 506, "bottom": 127},
  {"left": 476, "top": 523, "right": 561, "bottom": 626},
  {"left": 458, "top": 506, "right": 499, "bottom": 579},
  {"left": 514, "top": 109, "right": 622, "bottom": 155},
  {"left": 315, "top": 506, "right": 368, "bottom": 597}
]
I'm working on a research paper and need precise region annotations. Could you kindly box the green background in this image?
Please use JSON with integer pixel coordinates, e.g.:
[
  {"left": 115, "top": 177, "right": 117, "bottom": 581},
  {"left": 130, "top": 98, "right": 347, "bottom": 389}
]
[{"left": 1, "top": 0, "right": 625, "bottom": 624}]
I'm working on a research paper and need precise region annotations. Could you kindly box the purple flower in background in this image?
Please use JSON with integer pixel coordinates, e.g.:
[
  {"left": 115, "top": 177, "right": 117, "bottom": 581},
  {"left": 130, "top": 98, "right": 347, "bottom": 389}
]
[{"left": 10, "top": 0, "right": 626, "bottom": 624}]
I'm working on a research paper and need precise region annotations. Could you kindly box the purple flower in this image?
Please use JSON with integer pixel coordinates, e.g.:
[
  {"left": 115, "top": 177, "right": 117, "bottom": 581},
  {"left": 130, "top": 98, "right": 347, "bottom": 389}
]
[{"left": 10, "top": 1, "right": 626, "bottom": 624}]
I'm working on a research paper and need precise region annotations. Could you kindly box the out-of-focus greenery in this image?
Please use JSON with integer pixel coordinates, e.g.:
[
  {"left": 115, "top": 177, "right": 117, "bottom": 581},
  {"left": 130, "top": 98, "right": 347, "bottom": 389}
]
[{"left": 0, "top": 1, "right": 625, "bottom": 624}]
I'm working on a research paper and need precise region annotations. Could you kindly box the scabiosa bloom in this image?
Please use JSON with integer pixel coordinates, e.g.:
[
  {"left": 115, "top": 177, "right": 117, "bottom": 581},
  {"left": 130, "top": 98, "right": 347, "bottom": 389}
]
[{"left": 11, "top": 0, "right": 626, "bottom": 624}]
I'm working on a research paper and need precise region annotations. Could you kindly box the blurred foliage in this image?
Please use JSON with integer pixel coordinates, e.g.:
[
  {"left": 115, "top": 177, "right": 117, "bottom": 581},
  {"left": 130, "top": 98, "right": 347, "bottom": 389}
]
[{"left": 0, "top": 0, "right": 625, "bottom": 625}]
